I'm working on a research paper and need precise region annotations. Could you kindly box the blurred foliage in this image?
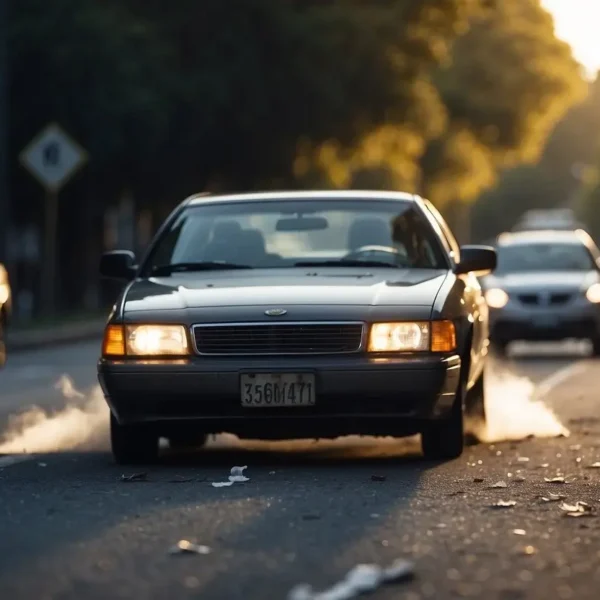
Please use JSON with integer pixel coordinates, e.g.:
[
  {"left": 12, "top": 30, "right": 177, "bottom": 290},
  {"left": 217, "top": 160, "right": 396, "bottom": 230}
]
[
  {"left": 9, "top": 0, "right": 586, "bottom": 217},
  {"left": 472, "top": 74, "right": 600, "bottom": 241}
]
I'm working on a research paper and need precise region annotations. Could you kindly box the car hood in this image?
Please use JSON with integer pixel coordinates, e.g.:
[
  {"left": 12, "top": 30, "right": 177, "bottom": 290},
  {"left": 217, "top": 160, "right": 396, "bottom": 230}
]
[
  {"left": 482, "top": 270, "right": 599, "bottom": 292},
  {"left": 123, "top": 268, "right": 449, "bottom": 312}
]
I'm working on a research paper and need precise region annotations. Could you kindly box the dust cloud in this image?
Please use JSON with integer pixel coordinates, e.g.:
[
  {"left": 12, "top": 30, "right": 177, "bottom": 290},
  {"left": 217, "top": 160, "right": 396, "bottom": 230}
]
[
  {"left": 0, "top": 364, "right": 570, "bottom": 457},
  {"left": 471, "top": 368, "right": 570, "bottom": 443},
  {"left": 0, "top": 375, "right": 108, "bottom": 454}
]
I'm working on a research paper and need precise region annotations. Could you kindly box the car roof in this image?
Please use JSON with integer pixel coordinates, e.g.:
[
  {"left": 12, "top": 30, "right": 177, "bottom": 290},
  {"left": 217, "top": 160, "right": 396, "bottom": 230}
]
[
  {"left": 185, "top": 190, "right": 418, "bottom": 206},
  {"left": 496, "top": 229, "right": 593, "bottom": 247}
]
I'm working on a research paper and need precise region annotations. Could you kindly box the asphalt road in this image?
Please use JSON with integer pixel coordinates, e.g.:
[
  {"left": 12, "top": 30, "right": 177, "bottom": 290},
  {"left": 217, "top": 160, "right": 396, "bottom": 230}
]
[{"left": 1, "top": 340, "right": 599, "bottom": 600}]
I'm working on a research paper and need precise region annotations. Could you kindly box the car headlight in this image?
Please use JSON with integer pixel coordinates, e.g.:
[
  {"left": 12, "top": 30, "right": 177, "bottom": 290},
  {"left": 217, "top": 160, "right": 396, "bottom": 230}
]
[
  {"left": 585, "top": 283, "right": 600, "bottom": 303},
  {"left": 102, "top": 324, "right": 190, "bottom": 357},
  {"left": 368, "top": 321, "right": 456, "bottom": 353},
  {"left": 485, "top": 288, "right": 509, "bottom": 309}
]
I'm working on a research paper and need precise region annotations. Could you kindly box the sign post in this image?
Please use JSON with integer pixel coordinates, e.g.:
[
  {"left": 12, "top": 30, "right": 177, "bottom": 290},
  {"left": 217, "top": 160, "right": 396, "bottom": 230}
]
[{"left": 19, "top": 123, "right": 87, "bottom": 315}]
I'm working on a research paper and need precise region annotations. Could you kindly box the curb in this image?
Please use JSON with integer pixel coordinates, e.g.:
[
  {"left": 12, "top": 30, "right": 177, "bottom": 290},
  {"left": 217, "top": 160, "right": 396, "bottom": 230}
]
[{"left": 6, "top": 319, "right": 106, "bottom": 352}]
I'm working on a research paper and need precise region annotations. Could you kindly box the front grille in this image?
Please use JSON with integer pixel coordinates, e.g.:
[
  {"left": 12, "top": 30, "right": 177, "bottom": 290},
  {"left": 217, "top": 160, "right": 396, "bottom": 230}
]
[
  {"left": 192, "top": 322, "right": 364, "bottom": 355},
  {"left": 517, "top": 293, "right": 573, "bottom": 306},
  {"left": 518, "top": 294, "right": 539, "bottom": 305},
  {"left": 549, "top": 293, "right": 571, "bottom": 305}
]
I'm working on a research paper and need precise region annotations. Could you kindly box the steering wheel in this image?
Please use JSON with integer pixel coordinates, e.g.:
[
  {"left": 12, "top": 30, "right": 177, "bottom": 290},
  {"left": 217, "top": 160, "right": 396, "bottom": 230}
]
[{"left": 343, "top": 245, "right": 403, "bottom": 265}]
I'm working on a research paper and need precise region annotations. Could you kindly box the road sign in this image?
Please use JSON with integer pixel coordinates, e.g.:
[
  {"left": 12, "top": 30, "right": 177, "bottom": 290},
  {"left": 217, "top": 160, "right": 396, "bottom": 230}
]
[{"left": 19, "top": 123, "right": 87, "bottom": 192}]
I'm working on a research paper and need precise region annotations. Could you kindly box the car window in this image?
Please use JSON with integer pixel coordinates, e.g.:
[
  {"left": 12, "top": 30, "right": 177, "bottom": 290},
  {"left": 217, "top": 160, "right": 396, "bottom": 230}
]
[
  {"left": 496, "top": 242, "right": 596, "bottom": 274},
  {"left": 422, "top": 200, "right": 460, "bottom": 262},
  {"left": 141, "top": 198, "right": 450, "bottom": 274}
]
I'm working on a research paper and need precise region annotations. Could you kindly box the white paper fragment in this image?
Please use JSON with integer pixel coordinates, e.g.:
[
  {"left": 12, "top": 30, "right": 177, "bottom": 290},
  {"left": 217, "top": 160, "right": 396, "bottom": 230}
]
[
  {"left": 512, "top": 529, "right": 526, "bottom": 535},
  {"left": 287, "top": 559, "right": 414, "bottom": 600},
  {"left": 587, "top": 462, "right": 600, "bottom": 469},
  {"left": 517, "top": 457, "right": 530, "bottom": 463},
  {"left": 540, "top": 493, "right": 565, "bottom": 502},
  {"left": 545, "top": 476, "right": 566, "bottom": 484},
  {"left": 229, "top": 465, "right": 250, "bottom": 482},
  {"left": 168, "top": 540, "right": 211, "bottom": 555},
  {"left": 211, "top": 466, "right": 249, "bottom": 487},
  {"left": 491, "top": 500, "right": 516, "bottom": 508},
  {"left": 490, "top": 481, "right": 507, "bottom": 488}
]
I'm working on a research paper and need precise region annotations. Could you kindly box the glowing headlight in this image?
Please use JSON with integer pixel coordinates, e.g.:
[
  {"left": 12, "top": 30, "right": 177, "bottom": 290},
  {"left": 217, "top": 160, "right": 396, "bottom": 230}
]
[
  {"left": 368, "top": 322, "right": 430, "bottom": 352},
  {"left": 585, "top": 283, "right": 600, "bottom": 304},
  {"left": 125, "top": 325, "right": 189, "bottom": 356},
  {"left": 485, "top": 288, "right": 509, "bottom": 309}
]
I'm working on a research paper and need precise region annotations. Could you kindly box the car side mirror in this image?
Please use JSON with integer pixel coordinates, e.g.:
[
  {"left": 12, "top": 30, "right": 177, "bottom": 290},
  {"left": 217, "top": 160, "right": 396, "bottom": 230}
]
[
  {"left": 100, "top": 250, "right": 137, "bottom": 281},
  {"left": 454, "top": 245, "right": 497, "bottom": 276}
]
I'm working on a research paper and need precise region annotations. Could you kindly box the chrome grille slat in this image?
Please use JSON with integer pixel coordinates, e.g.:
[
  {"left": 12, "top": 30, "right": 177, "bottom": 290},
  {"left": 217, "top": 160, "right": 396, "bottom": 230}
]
[{"left": 192, "top": 322, "right": 364, "bottom": 355}]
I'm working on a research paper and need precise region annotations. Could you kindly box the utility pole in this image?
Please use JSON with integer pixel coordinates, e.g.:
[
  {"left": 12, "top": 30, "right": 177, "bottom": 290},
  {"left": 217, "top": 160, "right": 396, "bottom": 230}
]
[{"left": 0, "top": 0, "right": 9, "bottom": 265}]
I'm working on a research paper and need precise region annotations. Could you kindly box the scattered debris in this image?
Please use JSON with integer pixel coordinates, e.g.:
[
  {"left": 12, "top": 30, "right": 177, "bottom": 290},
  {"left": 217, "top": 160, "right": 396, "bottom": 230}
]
[
  {"left": 37, "top": 462, "right": 47, "bottom": 467},
  {"left": 490, "top": 481, "right": 507, "bottom": 489},
  {"left": 473, "top": 477, "right": 484, "bottom": 483},
  {"left": 371, "top": 475, "right": 386, "bottom": 482},
  {"left": 512, "top": 529, "right": 526, "bottom": 536},
  {"left": 168, "top": 540, "right": 211, "bottom": 555},
  {"left": 560, "top": 501, "right": 594, "bottom": 518},
  {"left": 544, "top": 477, "right": 566, "bottom": 484},
  {"left": 168, "top": 476, "right": 195, "bottom": 483},
  {"left": 517, "top": 457, "right": 530, "bottom": 463},
  {"left": 540, "top": 493, "right": 566, "bottom": 503},
  {"left": 587, "top": 463, "right": 600, "bottom": 469},
  {"left": 513, "top": 476, "right": 526, "bottom": 482},
  {"left": 120, "top": 473, "right": 148, "bottom": 483},
  {"left": 287, "top": 559, "right": 414, "bottom": 600},
  {"left": 447, "top": 490, "right": 466, "bottom": 496},
  {"left": 490, "top": 500, "right": 517, "bottom": 509},
  {"left": 522, "top": 546, "right": 537, "bottom": 556},
  {"left": 538, "top": 463, "right": 550, "bottom": 469},
  {"left": 269, "top": 471, "right": 276, "bottom": 475},
  {"left": 211, "top": 466, "right": 250, "bottom": 488}
]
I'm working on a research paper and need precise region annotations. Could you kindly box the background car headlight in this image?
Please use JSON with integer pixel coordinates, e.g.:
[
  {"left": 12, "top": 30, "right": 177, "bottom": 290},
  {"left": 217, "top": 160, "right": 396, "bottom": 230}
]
[
  {"left": 102, "top": 324, "right": 190, "bottom": 357},
  {"left": 485, "top": 288, "right": 509, "bottom": 309},
  {"left": 585, "top": 283, "right": 600, "bottom": 303},
  {"left": 368, "top": 322, "right": 430, "bottom": 352}
]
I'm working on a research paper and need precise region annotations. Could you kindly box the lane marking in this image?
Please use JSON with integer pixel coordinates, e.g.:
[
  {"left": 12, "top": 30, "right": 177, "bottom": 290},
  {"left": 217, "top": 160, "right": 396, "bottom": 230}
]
[
  {"left": 533, "top": 361, "right": 590, "bottom": 400},
  {"left": 0, "top": 454, "right": 36, "bottom": 469}
]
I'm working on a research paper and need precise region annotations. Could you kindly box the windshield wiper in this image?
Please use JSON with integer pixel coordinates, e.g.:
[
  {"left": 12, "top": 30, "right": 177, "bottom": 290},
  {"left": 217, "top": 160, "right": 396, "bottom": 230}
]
[
  {"left": 294, "top": 260, "right": 402, "bottom": 269},
  {"left": 151, "top": 261, "right": 254, "bottom": 276}
]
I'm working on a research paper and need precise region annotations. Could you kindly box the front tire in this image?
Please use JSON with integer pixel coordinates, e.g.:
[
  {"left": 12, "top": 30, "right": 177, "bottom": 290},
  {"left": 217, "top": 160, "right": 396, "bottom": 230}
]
[
  {"left": 110, "top": 414, "right": 159, "bottom": 465},
  {"left": 168, "top": 433, "right": 208, "bottom": 450},
  {"left": 421, "top": 383, "right": 465, "bottom": 460}
]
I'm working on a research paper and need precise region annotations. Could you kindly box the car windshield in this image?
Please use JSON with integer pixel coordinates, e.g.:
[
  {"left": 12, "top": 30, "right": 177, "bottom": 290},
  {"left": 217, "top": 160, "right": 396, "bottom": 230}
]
[
  {"left": 495, "top": 242, "right": 595, "bottom": 274},
  {"left": 142, "top": 198, "right": 448, "bottom": 275}
]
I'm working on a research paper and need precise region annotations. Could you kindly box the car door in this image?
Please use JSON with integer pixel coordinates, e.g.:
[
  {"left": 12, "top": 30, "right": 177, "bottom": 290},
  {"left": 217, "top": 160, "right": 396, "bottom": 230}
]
[{"left": 421, "top": 200, "right": 488, "bottom": 381}]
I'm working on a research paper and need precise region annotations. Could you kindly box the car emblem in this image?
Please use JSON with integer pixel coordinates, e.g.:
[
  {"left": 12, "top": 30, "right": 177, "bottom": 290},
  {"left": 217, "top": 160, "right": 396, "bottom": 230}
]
[{"left": 265, "top": 308, "right": 287, "bottom": 317}]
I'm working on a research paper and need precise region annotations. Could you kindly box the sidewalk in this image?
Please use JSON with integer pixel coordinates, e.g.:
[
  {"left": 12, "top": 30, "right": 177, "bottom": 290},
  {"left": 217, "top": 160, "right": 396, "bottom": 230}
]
[{"left": 6, "top": 317, "right": 107, "bottom": 352}]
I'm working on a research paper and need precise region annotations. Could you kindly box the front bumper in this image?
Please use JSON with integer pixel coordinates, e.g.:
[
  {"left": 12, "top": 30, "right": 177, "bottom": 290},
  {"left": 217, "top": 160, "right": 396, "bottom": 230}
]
[
  {"left": 489, "top": 300, "right": 600, "bottom": 343},
  {"left": 98, "top": 354, "right": 461, "bottom": 439}
]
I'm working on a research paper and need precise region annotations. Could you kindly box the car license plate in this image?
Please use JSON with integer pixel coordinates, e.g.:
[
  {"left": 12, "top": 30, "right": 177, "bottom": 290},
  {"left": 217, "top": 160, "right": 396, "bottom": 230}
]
[
  {"left": 240, "top": 373, "right": 316, "bottom": 407},
  {"left": 532, "top": 315, "right": 559, "bottom": 328}
]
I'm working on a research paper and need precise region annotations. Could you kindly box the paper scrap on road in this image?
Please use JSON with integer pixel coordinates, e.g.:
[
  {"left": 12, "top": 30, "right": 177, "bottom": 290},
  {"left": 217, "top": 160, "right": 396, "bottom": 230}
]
[
  {"left": 544, "top": 476, "right": 567, "bottom": 484},
  {"left": 288, "top": 559, "right": 414, "bottom": 600},
  {"left": 540, "top": 493, "right": 566, "bottom": 502},
  {"left": 168, "top": 540, "right": 211, "bottom": 555},
  {"left": 211, "top": 466, "right": 250, "bottom": 487},
  {"left": 491, "top": 500, "right": 517, "bottom": 508},
  {"left": 490, "top": 481, "right": 507, "bottom": 488},
  {"left": 120, "top": 472, "right": 148, "bottom": 482},
  {"left": 560, "top": 501, "right": 594, "bottom": 517}
]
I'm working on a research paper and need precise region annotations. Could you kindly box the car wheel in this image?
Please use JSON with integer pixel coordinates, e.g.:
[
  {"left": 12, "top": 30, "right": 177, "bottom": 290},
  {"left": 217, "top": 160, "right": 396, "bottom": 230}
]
[
  {"left": 0, "top": 318, "right": 6, "bottom": 369},
  {"left": 110, "top": 413, "right": 159, "bottom": 465},
  {"left": 168, "top": 433, "right": 208, "bottom": 450},
  {"left": 421, "top": 382, "right": 465, "bottom": 460}
]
